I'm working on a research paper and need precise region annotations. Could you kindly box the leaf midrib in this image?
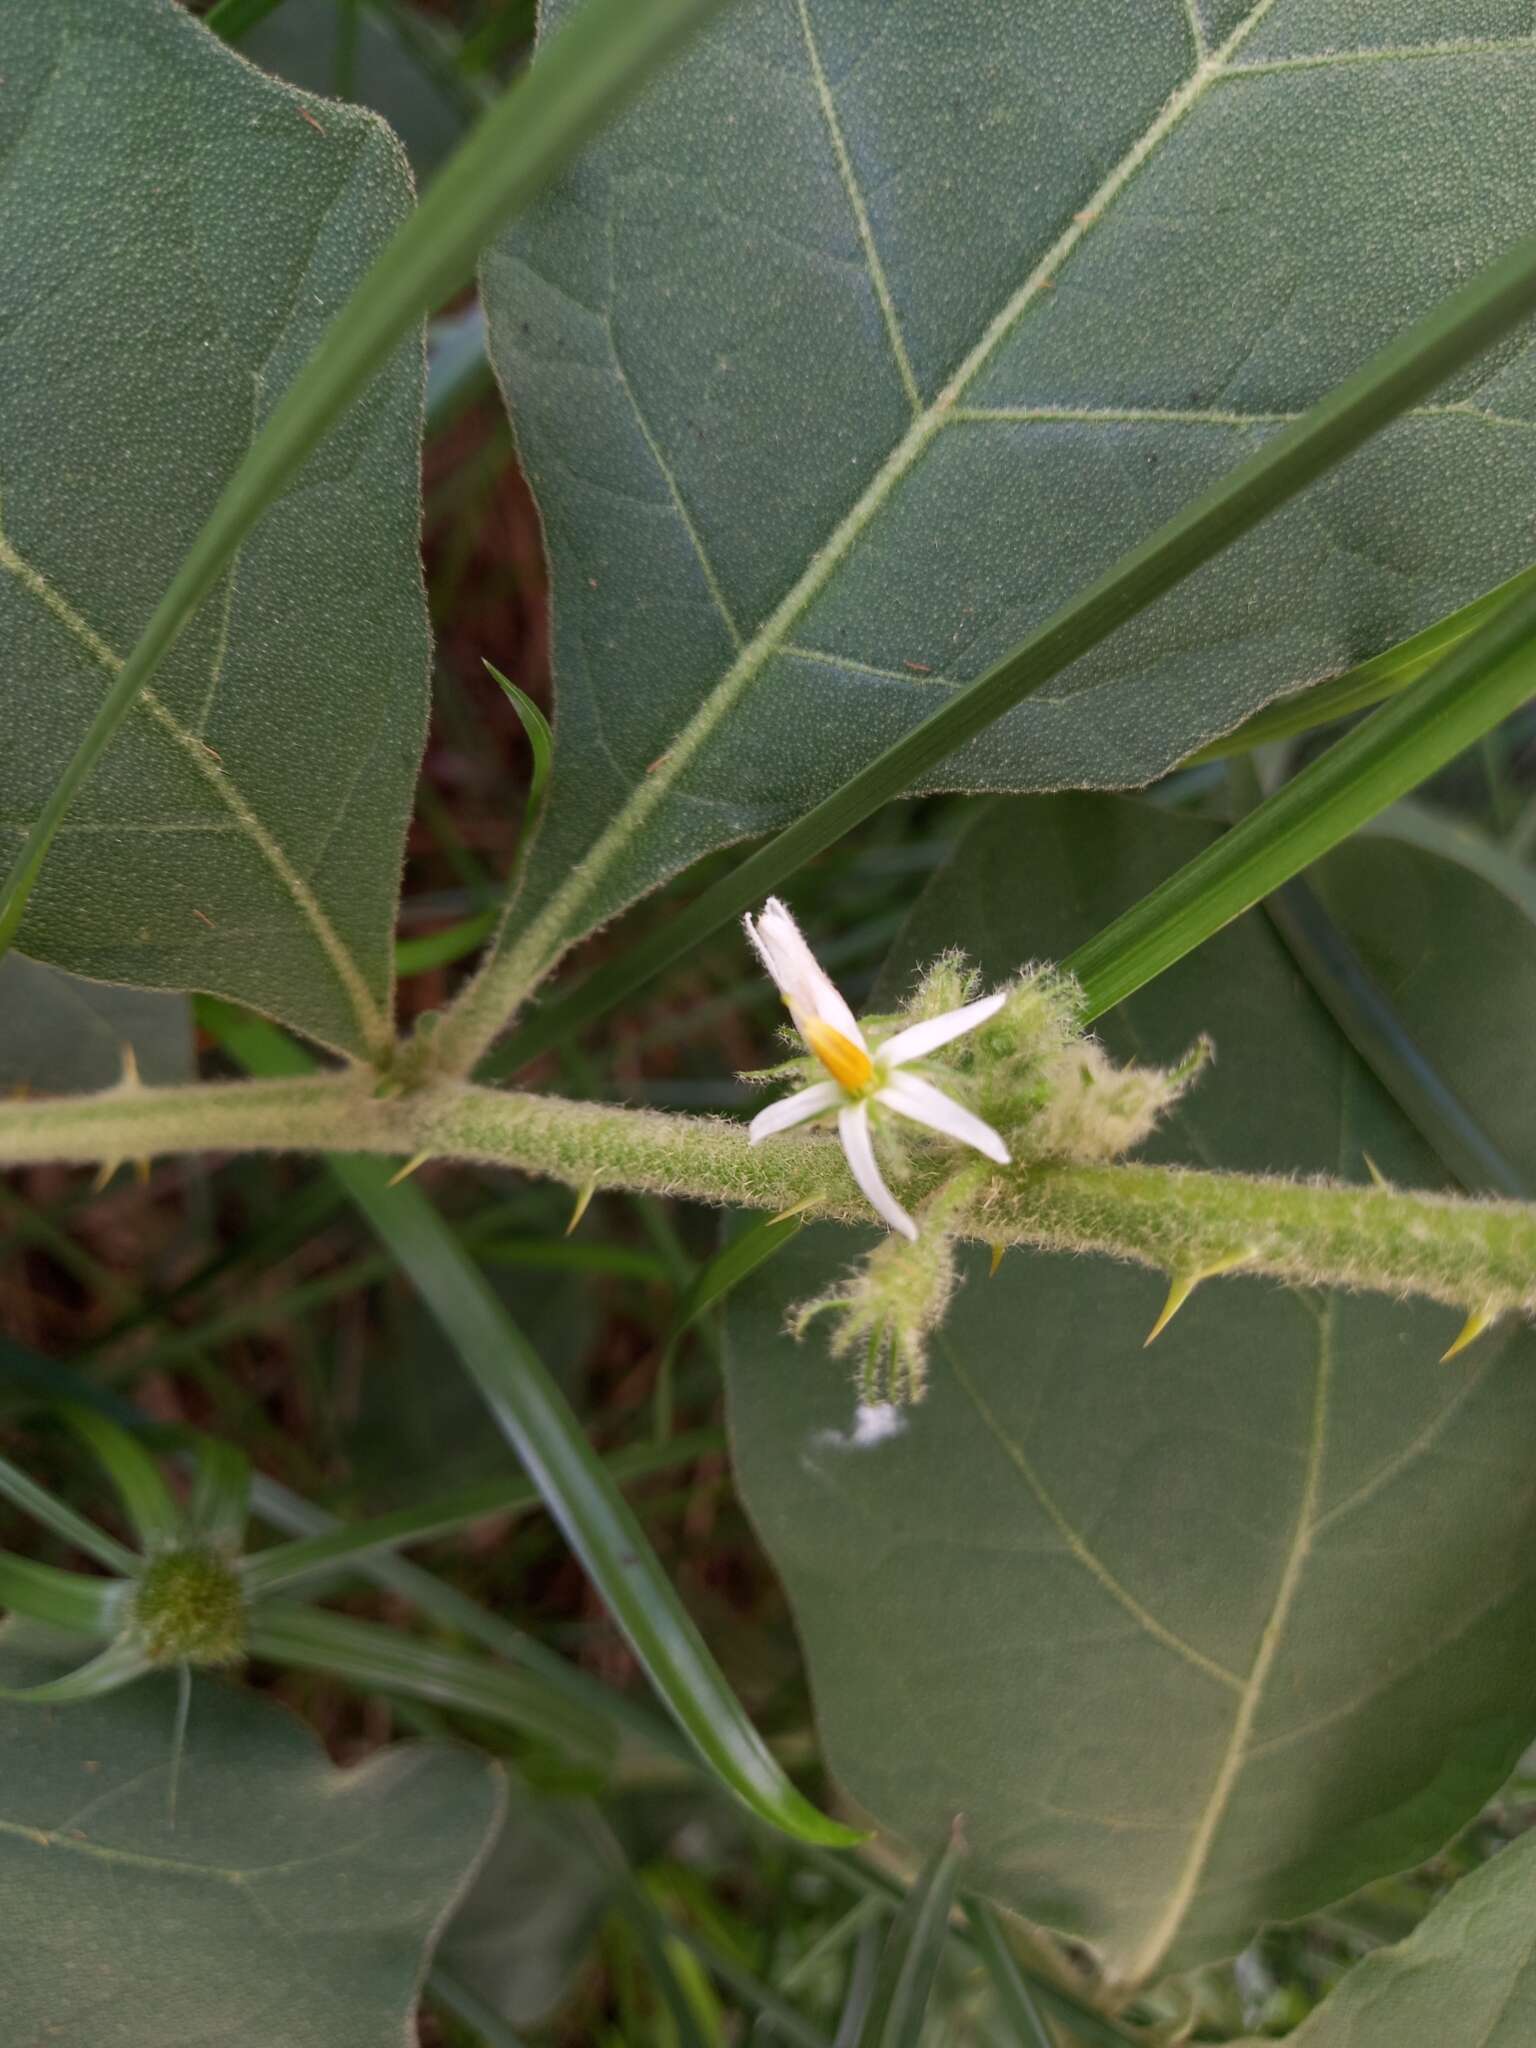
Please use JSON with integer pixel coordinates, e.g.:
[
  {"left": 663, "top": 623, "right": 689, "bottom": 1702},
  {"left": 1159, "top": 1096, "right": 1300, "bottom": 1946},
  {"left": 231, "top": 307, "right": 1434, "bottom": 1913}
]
[{"left": 483, "top": 0, "right": 1291, "bottom": 995}]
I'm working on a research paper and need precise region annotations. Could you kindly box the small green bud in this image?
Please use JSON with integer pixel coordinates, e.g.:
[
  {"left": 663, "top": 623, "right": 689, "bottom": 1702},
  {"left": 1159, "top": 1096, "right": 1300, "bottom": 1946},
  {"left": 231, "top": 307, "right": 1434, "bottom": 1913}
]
[{"left": 131, "top": 1545, "right": 246, "bottom": 1667}]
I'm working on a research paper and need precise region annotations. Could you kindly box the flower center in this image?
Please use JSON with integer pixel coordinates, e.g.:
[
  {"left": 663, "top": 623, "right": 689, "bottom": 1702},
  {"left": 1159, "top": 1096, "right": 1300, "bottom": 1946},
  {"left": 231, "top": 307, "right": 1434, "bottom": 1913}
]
[{"left": 803, "top": 1017, "right": 875, "bottom": 1093}]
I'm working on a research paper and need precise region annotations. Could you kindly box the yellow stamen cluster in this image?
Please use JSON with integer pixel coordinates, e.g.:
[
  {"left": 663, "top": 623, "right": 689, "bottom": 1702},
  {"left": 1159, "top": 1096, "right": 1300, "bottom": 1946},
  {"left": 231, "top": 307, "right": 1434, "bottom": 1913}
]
[{"left": 803, "top": 1017, "right": 875, "bottom": 1093}]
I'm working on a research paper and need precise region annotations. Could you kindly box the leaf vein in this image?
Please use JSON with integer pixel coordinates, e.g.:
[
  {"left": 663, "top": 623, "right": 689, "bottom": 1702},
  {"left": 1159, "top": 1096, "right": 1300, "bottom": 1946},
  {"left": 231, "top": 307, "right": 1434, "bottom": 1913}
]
[
  {"left": 0, "top": 523, "right": 387, "bottom": 1059},
  {"left": 940, "top": 1338, "right": 1245, "bottom": 1694},
  {"left": 792, "top": 0, "right": 921, "bottom": 414}
]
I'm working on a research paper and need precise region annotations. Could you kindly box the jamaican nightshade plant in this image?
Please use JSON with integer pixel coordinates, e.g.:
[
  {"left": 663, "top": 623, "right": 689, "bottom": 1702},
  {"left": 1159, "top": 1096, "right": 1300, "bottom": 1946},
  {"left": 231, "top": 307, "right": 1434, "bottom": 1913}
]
[{"left": 4, "top": 0, "right": 1536, "bottom": 2040}]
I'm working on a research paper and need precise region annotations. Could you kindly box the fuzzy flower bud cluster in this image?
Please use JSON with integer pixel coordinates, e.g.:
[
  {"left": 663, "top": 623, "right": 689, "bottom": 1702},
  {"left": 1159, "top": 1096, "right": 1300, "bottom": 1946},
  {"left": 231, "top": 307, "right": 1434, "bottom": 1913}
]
[{"left": 742, "top": 900, "right": 1208, "bottom": 1402}]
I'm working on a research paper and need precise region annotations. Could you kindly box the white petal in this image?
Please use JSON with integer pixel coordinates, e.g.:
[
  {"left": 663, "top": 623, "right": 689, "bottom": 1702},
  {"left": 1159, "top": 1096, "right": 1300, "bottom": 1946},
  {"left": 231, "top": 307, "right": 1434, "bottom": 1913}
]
[
  {"left": 878, "top": 991, "right": 1008, "bottom": 1069},
  {"left": 744, "top": 898, "right": 865, "bottom": 1047},
  {"left": 837, "top": 1103, "right": 917, "bottom": 1240},
  {"left": 878, "top": 1071, "right": 1011, "bottom": 1165},
  {"left": 748, "top": 1080, "right": 842, "bottom": 1145}
]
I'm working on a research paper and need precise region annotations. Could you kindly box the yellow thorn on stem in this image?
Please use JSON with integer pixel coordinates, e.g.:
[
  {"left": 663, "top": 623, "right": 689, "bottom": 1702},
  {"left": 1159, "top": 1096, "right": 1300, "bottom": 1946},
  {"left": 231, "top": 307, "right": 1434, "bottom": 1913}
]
[
  {"left": 1441, "top": 1305, "right": 1497, "bottom": 1363},
  {"left": 92, "top": 1159, "right": 122, "bottom": 1195},
  {"left": 1144, "top": 1249, "right": 1254, "bottom": 1348},
  {"left": 566, "top": 1177, "right": 597, "bottom": 1237},
  {"left": 988, "top": 1242, "right": 1005, "bottom": 1278},
  {"left": 767, "top": 1197, "right": 818, "bottom": 1227},
  {"left": 117, "top": 1042, "right": 143, "bottom": 1091},
  {"left": 1362, "top": 1151, "right": 1390, "bottom": 1190},
  {"left": 386, "top": 1152, "right": 431, "bottom": 1189},
  {"left": 1144, "top": 1273, "right": 1197, "bottom": 1348}
]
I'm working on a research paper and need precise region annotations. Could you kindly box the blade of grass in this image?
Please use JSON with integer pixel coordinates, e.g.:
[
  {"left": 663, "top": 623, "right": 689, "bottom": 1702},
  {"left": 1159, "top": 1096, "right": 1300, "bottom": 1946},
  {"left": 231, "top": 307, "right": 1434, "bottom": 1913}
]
[
  {"left": 1063, "top": 575, "right": 1536, "bottom": 1020},
  {"left": 0, "top": 1183, "right": 136, "bottom": 1317},
  {"left": 656, "top": 1911, "right": 833, "bottom": 2048},
  {"left": 185, "top": 1438, "right": 252, "bottom": 1551},
  {"left": 0, "top": 1636, "right": 152, "bottom": 1705},
  {"left": 1265, "top": 876, "right": 1525, "bottom": 1197},
  {"left": 804, "top": 1852, "right": 1141, "bottom": 2048},
  {"left": 1186, "top": 561, "right": 1536, "bottom": 764},
  {"left": 653, "top": 1211, "right": 806, "bottom": 1440},
  {"left": 620, "top": 1887, "right": 719, "bottom": 2048},
  {"left": 0, "top": 1553, "right": 127, "bottom": 1636},
  {"left": 205, "top": 1001, "right": 860, "bottom": 1848},
  {"left": 58, "top": 1406, "right": 180, "bottom": 1552},
  {"left": 486, "top": 663, "right": 553, "bottom": 819},
  {"left": 396, "top": 907, "right": 500, "bottom": 978},
  {"left": 855, "top": 1822, "right": 966, "bottom": 2048},
  {"left": 340, "top": 1180, "right": 859, "bottom": 1844},
  {"left": 1218, "top": 761, "right": 1529, "bottom": 1199},
  {"left": 0, "top": 1453, "right": 140, "bottom": 1577},
  {"left": 249, "top": 1466, "right": 676, "bottom": 1756},
  {"left": 247, "top": 1599, "right": 614, "bottom": 1761},
  {"left": 0, "top": 0, "right": 730, "bottom": 967},
  {"left": 473, "top": 229, "right": 1536, "bottom": 1077},
  {"left": 964, "top": 1900, "right": 1056, "bottom": 2048},
  {"left": 1367, "top": 797, "right": 1536, "bottom": 923},
  {"left": 240, "top": 1426, "right": 724, "bottom": 1596}
]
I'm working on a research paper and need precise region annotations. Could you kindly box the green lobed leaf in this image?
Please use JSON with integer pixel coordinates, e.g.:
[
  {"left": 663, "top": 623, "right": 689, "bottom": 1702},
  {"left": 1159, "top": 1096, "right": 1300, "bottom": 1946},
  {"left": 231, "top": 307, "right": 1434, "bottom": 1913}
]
[
  {"left": 0, "top": 1629, "right": 504, "bottom": 2047},
  {"left": 1246, "top": 1824, "right": 1536, "bottom": 2047},
  {"left": 0, "top": 0, "right": 728, "bottom": 991},
  {"left": 724, "top": 793, "right": 1536, "bottom": 1981},
  {"left": 0, "top": 0, "right": 429, "bottom": 1058},
  {"left": 0, "top": 957, "right": 192, "bottom": 1097},
  {"left": 481, "top": 0, "right": 1536, "bottom": 989}
]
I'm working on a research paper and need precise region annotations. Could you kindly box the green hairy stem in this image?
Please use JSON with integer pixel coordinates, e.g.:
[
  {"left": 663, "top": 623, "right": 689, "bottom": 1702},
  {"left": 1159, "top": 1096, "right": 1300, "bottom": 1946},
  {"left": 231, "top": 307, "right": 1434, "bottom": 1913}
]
[{"left": 2, "top": 1073, "right": 1532, "bottom": 1331}]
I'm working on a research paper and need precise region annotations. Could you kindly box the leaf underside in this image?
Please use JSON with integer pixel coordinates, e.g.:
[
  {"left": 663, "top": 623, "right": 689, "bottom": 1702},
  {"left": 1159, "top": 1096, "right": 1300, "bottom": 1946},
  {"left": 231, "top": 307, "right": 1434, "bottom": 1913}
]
[
  {"left": 0, "top": 1632, "right": 502, "bottom": 2048},
  {"left": 724, "top": 794, "right": 1536, "bottom": 1983},
  {"left": 484, "top": 0, "right": 1536, "bottom": 971},
  {"left": 0, "top": 0, "right": 430, "bottom": 1057}
]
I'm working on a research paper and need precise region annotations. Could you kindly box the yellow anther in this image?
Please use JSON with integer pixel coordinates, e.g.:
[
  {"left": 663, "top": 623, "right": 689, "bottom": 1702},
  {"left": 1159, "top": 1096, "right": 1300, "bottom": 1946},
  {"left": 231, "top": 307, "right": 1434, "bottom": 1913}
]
[{"left": 802, "top": 1016, "right": 874, "bottom": 1093}]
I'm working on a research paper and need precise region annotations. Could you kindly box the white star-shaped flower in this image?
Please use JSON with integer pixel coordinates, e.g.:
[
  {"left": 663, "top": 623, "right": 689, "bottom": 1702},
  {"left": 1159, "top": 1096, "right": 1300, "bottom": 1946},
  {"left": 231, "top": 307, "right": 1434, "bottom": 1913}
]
[{"left": 744, "top": 897, "right": 1010, "bottom": 1241}]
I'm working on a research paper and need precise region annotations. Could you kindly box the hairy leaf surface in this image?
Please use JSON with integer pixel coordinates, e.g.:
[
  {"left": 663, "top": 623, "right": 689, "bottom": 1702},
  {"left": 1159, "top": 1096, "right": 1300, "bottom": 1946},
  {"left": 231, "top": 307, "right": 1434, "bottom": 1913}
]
[
  {"left": 0, "top": 958, "right": 191, "bottom": 1095},
  {"left": 483, "top": 0, "right": 1536, "bottom": 977},
  {"left": 724, "top": 795, "right": 1536, "bottom": 1980},
  {"left": 0, "top": 0, "right": 430, "bottom": 1059},
  {"left": 0, "top": 1634, "right": 502, "bottom": 2046}
]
